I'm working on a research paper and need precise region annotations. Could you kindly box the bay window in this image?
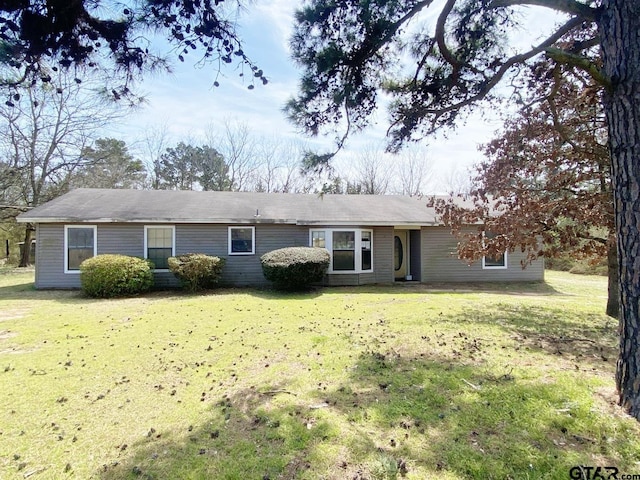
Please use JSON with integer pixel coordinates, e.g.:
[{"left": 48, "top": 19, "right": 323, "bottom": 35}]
[
  {"left": 310, "top": 228, "right": 373, "bottom": 273},
  {"left": 311, "top": 231, "right": 326, "bottom": 248},
  {"left": 332, "top": 231, "right": 355, "bottom": 271},
  {"left": 361, "top": 231, "right": 372, "bottom": 270}
]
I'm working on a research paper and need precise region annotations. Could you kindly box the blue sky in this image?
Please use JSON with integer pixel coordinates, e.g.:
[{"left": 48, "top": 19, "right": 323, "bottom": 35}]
[
  {"left": 114, "top": 2, "right": 315, "bottom": 144},
  {"left": 110, "top": 1, "right": 563, "bottom": 193}
]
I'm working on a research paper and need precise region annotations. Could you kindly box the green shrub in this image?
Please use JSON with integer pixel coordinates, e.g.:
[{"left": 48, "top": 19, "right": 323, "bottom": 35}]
[
  {"left": 544, "top": 255, "right": 574, "bottom": 272},
  {"left": 167, "top": 253, "right": 225, "bottom": 291},
  {"left": 569, "top": 259, "right": 608, "bottom": 276},
  {"left": 80, "top": 254, "right": 154, "bottom": 298},
  {"left": 261, "top": 247, "right": 330, "bottom": 290},
  {"left": 546, "top": 254, "right": 608, "bottom": 276}
]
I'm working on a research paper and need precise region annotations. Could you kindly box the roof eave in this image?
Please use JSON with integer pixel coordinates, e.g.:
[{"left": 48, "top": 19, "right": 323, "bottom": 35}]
[
  {"left": 16, "top": 217, "right": 302, "bottom": 224},
  {"left": 17, "top": 216, "right": 443, "bottom": 227},
  {"left": 296, "top": 220, "right": 439, "bottom": 227}
]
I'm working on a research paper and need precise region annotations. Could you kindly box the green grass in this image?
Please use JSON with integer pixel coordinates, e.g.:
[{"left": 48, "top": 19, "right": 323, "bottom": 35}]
[{"left": 0, "top": 269, "right": 638, "bottom": 479}]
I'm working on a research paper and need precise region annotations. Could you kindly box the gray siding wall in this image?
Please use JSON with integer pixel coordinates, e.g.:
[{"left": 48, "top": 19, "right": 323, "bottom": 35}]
[
  {"left": 35, "top": 223, "right": 145, "bottom": 289},
  {"left": 35, "top": 223, "right": 541, "bottom": 289},
  {"left": 211, "top": 224, "right": 309, "bottom": 286},
  {"left": 145, "top": 223, "right": 310, "bottom": 287},
  {"left": 99, "top": 224, "right": 144, "bottom": 257},
  {"left": 420, "top": 226, "right": 544, "bottom": 282},
  {"left": 37, "top": 222, "right": 385, "bottom": 288},
  {"left": 325, "top": 274, "right": 360, "bottom": 286},
  {"left": 35, "top": 223, "right": 68, "bottom": 288},
  {"left": 409, "top": 230, "right": 422, "bottom": 282},
  {"left": 374, "top": 227, "right": 394, "bottom": 284}
]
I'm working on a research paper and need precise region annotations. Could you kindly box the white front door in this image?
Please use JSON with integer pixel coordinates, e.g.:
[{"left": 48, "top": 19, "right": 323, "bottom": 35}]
[{"left": 394, "top": 231, "right": 408, "bottom": 280}]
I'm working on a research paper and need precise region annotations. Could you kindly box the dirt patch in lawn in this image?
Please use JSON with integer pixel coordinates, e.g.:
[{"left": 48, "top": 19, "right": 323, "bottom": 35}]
[
  {"left": 0, "top": 333, "right": 28, "bottom": 354},
  {"left": 0, "top": 308, "right": 30, "bottom": 321},
  {"left": 0, "top": 330, "right": 17, "bottom": 340},
  {"left": 0, "top": 327, "right": 32, "bottom": 355}
]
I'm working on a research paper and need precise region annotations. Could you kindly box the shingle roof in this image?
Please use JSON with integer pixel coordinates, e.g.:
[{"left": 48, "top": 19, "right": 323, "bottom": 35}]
[{"left": 17, "top": 188, "right": 464, "bottom": 226}]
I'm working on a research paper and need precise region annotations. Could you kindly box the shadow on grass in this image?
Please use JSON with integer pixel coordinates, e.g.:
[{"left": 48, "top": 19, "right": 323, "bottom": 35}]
[
  {"left": 0, "top": 280, "right": 37, "bottom": 297},
  {"left": 96, "top": 382, "right": 343, "bottom": 480},
  {"left": 409, "top": 280, "right": 563, "bottom": 296},
  {"left": 237, "top": 286, "right": 326, "bottom": 301},
  {"left": 166, "top": 279, "right": 561, "bottom": 302},
  {"left": 95, "top": 351, "right": 638, "bottom": 480},
  {"left": 314, "top": 350, "right": 638, "bottom": 478},
  {"left": 445, "top": 303, "right": 618, "bottom": 372},
  {"left": 0, "top": 265, "right": 562, "bottom": 303}
]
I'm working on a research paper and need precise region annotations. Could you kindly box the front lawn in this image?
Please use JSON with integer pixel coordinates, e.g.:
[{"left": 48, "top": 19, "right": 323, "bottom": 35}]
[{"left": 0, "top": 269, "right": 638, "bottom": 479}]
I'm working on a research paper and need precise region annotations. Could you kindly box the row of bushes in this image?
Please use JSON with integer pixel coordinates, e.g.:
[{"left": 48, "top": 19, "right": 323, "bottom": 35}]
[
  {"left": 545, "top": 254, "right": 608, "bottom": 276},
  {"left": 80, "top": 247, "right": 329, "bottom": 298}
]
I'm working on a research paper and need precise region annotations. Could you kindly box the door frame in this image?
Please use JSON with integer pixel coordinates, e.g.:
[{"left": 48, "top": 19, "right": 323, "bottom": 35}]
[{"left": 393, "top": 230, "right": 410, "bottom": 281}]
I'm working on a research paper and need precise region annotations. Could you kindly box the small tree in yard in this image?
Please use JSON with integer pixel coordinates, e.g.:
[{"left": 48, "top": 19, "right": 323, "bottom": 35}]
[
  {"left": 437, "top": 57, "right": 618, "bottom": 317},
  {"left": 261, "top": 247, "right": 330, "bottom": 291},
  {"left": 168, "top": 254, "right": 225, "bottom": 292}
]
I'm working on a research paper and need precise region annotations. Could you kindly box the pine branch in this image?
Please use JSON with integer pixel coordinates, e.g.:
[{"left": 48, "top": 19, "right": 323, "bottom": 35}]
[
  {"left": 488, "top": 0, "right": 598, "bottom": 21},
  {"left": 545, "top": 47, "right": 611, "bottom": 90}
]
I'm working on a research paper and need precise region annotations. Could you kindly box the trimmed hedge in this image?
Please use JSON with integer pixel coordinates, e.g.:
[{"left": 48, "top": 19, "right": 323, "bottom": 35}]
[
  {"left": 167, "top": 253, "right": 225, "bottom": 291},
  {"left": 80, "top": 254, "right": 154, "bottom": 298},
  {"left": 261, "top": 247, "right": 330, "bottom": 290}
]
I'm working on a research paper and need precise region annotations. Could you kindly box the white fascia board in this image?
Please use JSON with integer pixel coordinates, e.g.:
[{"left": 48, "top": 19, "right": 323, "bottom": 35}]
[
  {"left": 297, "top": 220, "right": 439, "bottom": 227},
  {"left": 19, "top": 217, "right": 440, "bottom": 226},
  {"left": 16, "top": 217, "right": 300, "bottom": 224}
]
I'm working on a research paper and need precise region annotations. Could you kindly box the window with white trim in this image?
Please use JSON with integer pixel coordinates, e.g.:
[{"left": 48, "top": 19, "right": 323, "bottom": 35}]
[
  {"left": 361, "top": 230, "right": 372, "bottom": 270},
  {"left": 64, "top": 225, "right": 97, "bottom": 273},
  {"left": 311, "top": 231, "right": 326, "bottom": 248},
  {"left": 332, "top": 230, "right": 355, "bottom": 270},
  {"left": 309, "top": 228, "right": 373, "bottom": 273},
  {"left": 228, "top": 226, "right": 255, "bottom": 255},
  {"left": 482, "top": 232, "right": 507, "bottom": 269},
  {"left": 145, "top": 225, "right": 175, "bottom": 270}
]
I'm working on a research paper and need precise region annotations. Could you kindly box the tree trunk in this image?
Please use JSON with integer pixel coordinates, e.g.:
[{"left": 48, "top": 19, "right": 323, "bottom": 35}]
[
  {"left": 19, "top": 224, "right": 34, "bottom": 267},
  {"left": 600, "top": 0, "right": 640, "bottom": 418},
  {"left": 606, "top": 239, "right": 619, "bottom": 319}
]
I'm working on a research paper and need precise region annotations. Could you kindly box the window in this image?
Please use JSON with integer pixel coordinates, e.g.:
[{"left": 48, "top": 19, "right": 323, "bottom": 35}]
[
  {"left": 229, "top": 226, "right": 255, "bottom": 255},
  {"left": 333, "top": 231, "right": 355, "bottom": 271},
  {"left": 482, "top": 232, "right": 507, "bottom": 269},
  {"left": 309, "top": 228, "right": 373, "bottom": 273},
  {"left": 483, "top": 253, "right": 507, "bottom": 268},
  {"left": 394, "top": 236, "right": 403, "bottom": 271},
  {"left": 311, "top": 231, "right": 325, "bottom": 248},
  {"left": 64, "top": 225, "right": 97, "bottom": 273},
  {"left": 361, "top": 231, "right": 372, "bottom": 271},
  {"left": 145, "top": 226, "right": 175, "bottom": 270}
]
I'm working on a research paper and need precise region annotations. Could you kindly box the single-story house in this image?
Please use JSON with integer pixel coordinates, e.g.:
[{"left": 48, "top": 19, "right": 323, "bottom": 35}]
[{"left": 16, "top": 188, "right": 543, "bottom": 289}]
